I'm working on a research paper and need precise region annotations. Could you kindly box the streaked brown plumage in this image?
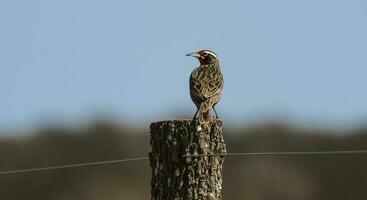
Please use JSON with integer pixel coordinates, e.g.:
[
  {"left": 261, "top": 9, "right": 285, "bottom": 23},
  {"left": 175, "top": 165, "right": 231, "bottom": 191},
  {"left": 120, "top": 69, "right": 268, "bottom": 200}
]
[{"left": 186, "top": 50, "right": 223, "bottom": 128}]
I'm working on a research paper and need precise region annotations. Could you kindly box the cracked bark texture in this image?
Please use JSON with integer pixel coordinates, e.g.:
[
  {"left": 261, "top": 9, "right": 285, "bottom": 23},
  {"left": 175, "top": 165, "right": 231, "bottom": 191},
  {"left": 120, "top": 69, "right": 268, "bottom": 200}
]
[{"left": 149, "top": 119, "right": 226, "bottom": 200}]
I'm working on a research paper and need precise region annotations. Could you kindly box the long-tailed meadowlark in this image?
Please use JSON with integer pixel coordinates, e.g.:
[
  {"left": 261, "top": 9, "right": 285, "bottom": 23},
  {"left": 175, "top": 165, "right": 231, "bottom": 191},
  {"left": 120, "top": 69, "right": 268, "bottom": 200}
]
[{"left": 186, "top": 50, "right": 223, "bottom": 129}]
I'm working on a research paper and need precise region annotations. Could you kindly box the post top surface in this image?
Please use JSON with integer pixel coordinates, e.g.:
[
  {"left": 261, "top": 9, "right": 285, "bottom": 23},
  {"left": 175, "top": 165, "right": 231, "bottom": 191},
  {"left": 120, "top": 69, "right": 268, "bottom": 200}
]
[{"left": 151, "top": 118, "right": 222, "bottom": 125}]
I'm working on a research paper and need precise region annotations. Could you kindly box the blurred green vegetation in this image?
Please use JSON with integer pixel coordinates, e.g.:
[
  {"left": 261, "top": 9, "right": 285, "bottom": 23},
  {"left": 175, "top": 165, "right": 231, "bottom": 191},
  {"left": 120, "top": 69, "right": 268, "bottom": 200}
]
[{"left": 1, "top": 120, "right": 367, "bottom": 200}]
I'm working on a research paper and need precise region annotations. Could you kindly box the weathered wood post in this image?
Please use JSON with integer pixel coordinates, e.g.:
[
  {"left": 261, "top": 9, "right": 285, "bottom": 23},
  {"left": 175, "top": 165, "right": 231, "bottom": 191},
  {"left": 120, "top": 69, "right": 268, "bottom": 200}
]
[{"left": 149, "top": 119, "right": 226, "bottom": 200}]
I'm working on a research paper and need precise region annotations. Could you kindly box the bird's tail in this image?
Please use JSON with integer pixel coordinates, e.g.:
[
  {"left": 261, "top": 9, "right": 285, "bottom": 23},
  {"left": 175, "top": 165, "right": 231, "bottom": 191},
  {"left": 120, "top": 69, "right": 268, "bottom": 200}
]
[{"left": 197, "top": 99, "right": 212, "bottom": 131}]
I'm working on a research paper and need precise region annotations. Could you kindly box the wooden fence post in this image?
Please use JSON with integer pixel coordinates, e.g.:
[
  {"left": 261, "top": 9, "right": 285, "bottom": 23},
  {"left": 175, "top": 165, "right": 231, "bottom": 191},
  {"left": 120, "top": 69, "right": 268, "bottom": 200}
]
[{"left": 149, "top": 119, "right": 226, "bottom": 200}]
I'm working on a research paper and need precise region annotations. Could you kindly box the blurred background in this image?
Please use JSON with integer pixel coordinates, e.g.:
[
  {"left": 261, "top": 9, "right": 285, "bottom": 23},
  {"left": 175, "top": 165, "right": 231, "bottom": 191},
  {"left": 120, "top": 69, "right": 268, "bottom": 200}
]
[{"left": 1, "top": 0, "right": 367, "bottom": 199}]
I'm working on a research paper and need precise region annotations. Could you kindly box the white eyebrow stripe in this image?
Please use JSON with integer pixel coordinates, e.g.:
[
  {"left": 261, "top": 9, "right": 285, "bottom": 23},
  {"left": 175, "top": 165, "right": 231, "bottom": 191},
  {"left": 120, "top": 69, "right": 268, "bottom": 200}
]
[{"left": 203, "top": 50, "right": 217, "bottom": 58}]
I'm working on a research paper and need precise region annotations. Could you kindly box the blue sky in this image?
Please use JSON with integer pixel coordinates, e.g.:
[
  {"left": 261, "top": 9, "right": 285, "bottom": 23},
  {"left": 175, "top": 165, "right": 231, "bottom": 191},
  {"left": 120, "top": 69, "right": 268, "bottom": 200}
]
[{"left": 1, "top": 0, "right": 367, "bottom": 130}]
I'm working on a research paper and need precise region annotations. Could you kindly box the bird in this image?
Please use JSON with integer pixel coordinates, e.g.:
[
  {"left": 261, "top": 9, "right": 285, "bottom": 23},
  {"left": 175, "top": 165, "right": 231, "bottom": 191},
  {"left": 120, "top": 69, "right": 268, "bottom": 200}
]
[{"left": 186, "top": 50, "right": 223, "bottom": 130}]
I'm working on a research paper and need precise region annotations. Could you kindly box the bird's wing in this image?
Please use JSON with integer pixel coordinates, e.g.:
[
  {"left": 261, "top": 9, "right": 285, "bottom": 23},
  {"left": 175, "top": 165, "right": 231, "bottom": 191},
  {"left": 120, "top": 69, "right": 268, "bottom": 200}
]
[
  {"left": 190, "top": 67, "right": 206, "bottom": 102},
  {"left": 205, "top": 67, "right": 223, "bottom": 98},
  {"left": 190, "top": 64, "right": 223, "bottom": 100}
]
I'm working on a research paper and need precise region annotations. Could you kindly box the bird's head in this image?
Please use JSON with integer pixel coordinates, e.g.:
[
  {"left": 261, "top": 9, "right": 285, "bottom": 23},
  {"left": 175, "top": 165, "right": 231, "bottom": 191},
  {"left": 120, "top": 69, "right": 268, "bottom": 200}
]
[{"left": 186, "top": 50, "right": 218, "bottom": 65}]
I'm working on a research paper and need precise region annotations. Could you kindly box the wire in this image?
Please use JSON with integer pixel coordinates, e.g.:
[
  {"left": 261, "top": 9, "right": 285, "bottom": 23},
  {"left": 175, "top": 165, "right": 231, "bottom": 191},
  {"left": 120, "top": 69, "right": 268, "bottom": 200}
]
[
  {"left": 182, "top": 150, "right": 367, "bottom": 157},
  {"left": 1, "top": 150, "right": 367, "bottom": 175},
  {"left": 0, "top": 156, "right": 149, "bottom": 175}
]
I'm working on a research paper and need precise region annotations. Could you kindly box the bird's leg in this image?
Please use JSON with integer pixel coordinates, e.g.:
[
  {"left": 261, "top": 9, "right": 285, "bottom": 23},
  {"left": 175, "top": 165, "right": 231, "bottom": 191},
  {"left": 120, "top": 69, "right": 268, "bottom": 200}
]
[
  {"left": 192, "top": 109, "right": 199, "bottom": 121},
  {"left": 213, "top": 107, "right": 219, "bottom": 118}
]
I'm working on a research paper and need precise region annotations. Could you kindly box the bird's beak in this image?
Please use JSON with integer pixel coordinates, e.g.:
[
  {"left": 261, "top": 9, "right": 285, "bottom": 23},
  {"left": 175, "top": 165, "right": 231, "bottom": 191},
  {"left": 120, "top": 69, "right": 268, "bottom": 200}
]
[{"left": 186, "top": 52, "right": 200, "bottom": 58}]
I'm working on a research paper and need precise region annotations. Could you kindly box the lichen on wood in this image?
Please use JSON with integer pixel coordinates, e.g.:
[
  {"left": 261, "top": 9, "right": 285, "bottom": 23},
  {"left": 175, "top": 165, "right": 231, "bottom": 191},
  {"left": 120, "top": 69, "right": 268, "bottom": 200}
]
[{"left": 149, "top": 119, "right": 226, "bottom": 200}]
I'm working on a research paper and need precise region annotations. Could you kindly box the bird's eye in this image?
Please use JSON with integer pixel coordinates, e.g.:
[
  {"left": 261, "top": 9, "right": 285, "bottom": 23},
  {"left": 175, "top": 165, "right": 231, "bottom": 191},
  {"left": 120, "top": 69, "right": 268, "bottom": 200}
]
[{"left": 202, "top": 53, "right": 208, "bottom": 57}]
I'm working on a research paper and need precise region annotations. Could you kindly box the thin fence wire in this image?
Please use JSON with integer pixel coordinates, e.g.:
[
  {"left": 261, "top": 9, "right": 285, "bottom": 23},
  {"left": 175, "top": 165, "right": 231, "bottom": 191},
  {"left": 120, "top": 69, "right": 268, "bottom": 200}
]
[
  {"left": 1, "top": 150, "right": 367, "bottom": 175},
  {"left": 182, "top": 150, "right": 367, "bottom": 157},
  {"left": 0, "top": 156, "right": 149, "bottom": 175}
]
